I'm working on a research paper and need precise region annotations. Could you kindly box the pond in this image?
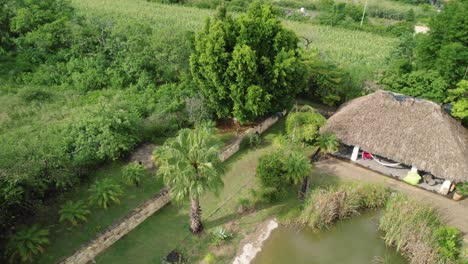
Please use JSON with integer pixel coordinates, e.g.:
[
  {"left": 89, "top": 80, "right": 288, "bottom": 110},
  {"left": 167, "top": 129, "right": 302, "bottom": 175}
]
[{"left": 252, "top": 212, "right": 407, "bottom": 264}]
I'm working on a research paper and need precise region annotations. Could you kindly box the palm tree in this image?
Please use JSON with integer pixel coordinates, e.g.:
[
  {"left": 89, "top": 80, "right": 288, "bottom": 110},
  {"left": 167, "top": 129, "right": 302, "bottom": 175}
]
[
  {"left": 155, "top": 127, "right": 223, "bottom": 234},
  {"left": 59, "top": 200, "right": 91, "bottom": 226},
  {"left": 314, "top": 133, "right": 339, "bottom": 156},
  {"left": 88, "top": 179, "right": 123, "bottom": 209},
  {"left": 7, "top": 225, "right": 49, "bottom": 263},
  {"left": 284, "top": 151, "right": 312, "bottom": 199}
]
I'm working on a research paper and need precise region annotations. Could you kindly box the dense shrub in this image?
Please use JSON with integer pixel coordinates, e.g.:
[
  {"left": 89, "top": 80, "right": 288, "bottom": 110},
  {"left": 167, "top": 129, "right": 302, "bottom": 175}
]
[
  {"left": 381, "top": 70, "right": 448, "bottom": 103},
  {"left": 285, "top": 110, "right": 326, "bottom": 143},
  {"left": 435, "top": 226, "right": 463, "bottom": 262},
  {"left": 65, "top": 102, "right": 142, "bottom": 165},
  {"left": 382, "top": 0, "right": 468, "bottom": 109},
  {"left": 17, "top": 87, "right": 53, "bottom": 102},
  {"left": 447, "top": 80, "right": 468, "bottom": 126},
  {"left": 304, "top": 58, "right": 362, "bottom": 106},
  {"left": 256, "top": 150, "right": 288, "bottom": 202}
]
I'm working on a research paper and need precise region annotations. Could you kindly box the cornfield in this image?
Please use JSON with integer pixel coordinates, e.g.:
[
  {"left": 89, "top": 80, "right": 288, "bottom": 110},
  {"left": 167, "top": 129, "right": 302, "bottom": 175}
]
[{"left": 71, "top": 0, "right": 397, "bottom": 80}]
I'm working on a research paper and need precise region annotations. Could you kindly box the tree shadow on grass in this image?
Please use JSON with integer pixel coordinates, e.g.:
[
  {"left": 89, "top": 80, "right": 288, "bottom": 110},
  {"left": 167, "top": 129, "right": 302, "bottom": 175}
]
[{"left": 204, "top": 212, "right": 239, "bottom": 228}]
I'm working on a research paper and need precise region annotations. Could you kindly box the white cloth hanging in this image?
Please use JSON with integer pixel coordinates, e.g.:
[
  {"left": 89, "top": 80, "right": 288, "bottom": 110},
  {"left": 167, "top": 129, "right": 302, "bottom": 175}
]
[{"left": 369, "top": 153, "right": 402, "bottom": 167}]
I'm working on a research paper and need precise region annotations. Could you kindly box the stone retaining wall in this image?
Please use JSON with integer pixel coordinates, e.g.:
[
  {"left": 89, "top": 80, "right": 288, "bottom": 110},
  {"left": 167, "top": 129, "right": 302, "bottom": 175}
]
[
  {"left": 59, "top": 189, "right": 171, "bottom": 264},
  {"left": 219, "top": 112, "right": 283, "bottom": 161},
  {"left": 60, "top": 113, "right": 283, "bottom": 264}
]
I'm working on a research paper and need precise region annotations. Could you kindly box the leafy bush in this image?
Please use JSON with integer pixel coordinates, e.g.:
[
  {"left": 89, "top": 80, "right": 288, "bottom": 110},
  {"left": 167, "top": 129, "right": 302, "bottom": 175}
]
[
  {"left": 304, "top": 58, "right": 362, "bottom": 106},
  {"left": 447, "top": 80, "right": 468, "bottom": 126},
  {"left": 285, "top": 110, "right": 326, "bottom": 144},
  {"left": 380, "top": 70, "right": 448, "bottom": 103},
  {"left": 122, "top": 163, "right": 147, "bottom": 187},
  {"left": 256, "top": 150, "right": 288, "bottom": 202},
  {"left": 65, "top": 102, "right": 142, "bottom": 165},
  {"left": 455, "top": 182, "right": 468, "bottom": 196},
  {"left": 88, "top": 179, "right": 123, "bottom": 209},
  {"left": 17, "top": 87, "right": 53, "bottom": 102},
  {"left": 248, "top": 133, "right": 262, "bottom": 148},
  {"left": 7, "top": 225, "right": 49, "bottom": 263},
  {"left": 59, "top": 200, "right": 91, "bottom": 226},
  {"left": 435, "top": 226, "right": 463, "bottom": 261}
]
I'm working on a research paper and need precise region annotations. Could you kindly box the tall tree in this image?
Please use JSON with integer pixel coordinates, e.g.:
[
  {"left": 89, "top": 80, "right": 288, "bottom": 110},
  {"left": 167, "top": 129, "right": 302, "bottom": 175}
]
[
  {"left": 284, "top": 151, "right": 312, "bottom": 199},
  {"left": 190, "top": 2, "right": 305, "bottom": 123},
  {"left": 415, "top": 0, "right": 468, "bottom": 85},
  {"left": 155, "top": 127, "right": 223, "bottom": 234}
]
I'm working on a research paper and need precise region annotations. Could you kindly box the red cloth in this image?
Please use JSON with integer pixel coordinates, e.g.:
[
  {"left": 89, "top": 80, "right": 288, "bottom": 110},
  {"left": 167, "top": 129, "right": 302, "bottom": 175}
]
[{"left": 362, "top": 151, "right": 372, "bottom": 160}]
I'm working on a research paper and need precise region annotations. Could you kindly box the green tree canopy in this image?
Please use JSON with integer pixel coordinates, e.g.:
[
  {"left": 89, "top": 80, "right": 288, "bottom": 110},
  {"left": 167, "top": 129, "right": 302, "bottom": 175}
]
[
  {"left": 285, "top": 110, "right": 327, "bottom": 144},
  {"left": 447, "top": 80, "right": 468, "bottom": 125},
  {"left": 190, "top": 2, "right": 305, "bottom": 123},
  {"left": 155, "top": 127, "right": 224, "bottom": 233},
  {"left": 415, "top": 0, "right": 468, "bottom": 85}
]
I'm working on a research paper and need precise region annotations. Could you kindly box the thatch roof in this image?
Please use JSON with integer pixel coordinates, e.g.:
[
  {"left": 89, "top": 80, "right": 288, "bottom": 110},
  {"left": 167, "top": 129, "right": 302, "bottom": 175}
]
[{"left": 323, "top": 90, "right": 468, "bottom": 182}]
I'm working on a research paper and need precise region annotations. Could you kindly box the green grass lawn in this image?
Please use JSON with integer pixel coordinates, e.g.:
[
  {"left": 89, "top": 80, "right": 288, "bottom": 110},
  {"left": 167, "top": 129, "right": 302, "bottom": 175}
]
[
  {"left": 94, "top": 118, "right": 299, "bottom": 263},
  {"left": 35, "top": 162, "right": 165, "bottom": 264}
]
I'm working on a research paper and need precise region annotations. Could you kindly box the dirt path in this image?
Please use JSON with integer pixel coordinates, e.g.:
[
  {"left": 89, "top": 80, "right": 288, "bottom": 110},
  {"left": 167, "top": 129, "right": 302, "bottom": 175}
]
[
  {"left": 128, "top": 143, "right": 158, "bottom": 172},
  {"left": 314, "top": 158, "right": 468, "bottom": 241}
]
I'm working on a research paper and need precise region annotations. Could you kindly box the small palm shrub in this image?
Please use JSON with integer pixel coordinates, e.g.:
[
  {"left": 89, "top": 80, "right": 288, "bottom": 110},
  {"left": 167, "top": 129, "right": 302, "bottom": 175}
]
[
  {"left": 211, "top": 228, "right": 233, "bottom": 245},
  {"left": 59, "top": 200, "right": 91, "bottom": 226},
  {"left": 88, "top": 179, "right": 123, "bottom": 209},
  {"left": 314, "top": 133, "right": 339, "bottom": 154},
  {"left": 7, "top": 225, "right": 49, "bottom": 263},
  {"left": 238, "top": 197, "right": 254, "bottom": 214},
  {"left": 122, "top": 162, "right": 147, "bottom": 187},
  {"left": 248, "top": 133, "right": 262, "bottom": 148}
]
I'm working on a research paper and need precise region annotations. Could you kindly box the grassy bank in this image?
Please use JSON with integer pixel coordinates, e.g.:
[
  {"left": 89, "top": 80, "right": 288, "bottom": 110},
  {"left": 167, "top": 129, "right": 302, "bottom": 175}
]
[
  {"left": 380, "top": 194, "right": 466, "bottom": 264},
  {"left": 291, "top": 183, "right": 389, "bottom": 230}
]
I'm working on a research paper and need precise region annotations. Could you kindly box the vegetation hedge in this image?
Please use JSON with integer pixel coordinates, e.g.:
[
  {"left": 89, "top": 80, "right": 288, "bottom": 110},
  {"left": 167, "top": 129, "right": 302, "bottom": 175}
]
[
  {"left": 293, "top": 183, "right": 389, "bottom": 229},
  {"left": 380, "top": 194, "right": 465, "bottom": 264}
]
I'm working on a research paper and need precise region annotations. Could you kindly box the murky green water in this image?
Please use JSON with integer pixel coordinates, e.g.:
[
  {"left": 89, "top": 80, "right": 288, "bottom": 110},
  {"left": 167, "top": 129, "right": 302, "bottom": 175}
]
[{"left": 252, "top": 212, "right": 407, "bottom": 264}]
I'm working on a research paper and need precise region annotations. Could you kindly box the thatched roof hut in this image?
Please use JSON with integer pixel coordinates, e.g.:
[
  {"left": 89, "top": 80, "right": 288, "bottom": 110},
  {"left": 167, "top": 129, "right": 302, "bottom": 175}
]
[{"left": 323, "top": 90, "right": 468, "bottom": 182}]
